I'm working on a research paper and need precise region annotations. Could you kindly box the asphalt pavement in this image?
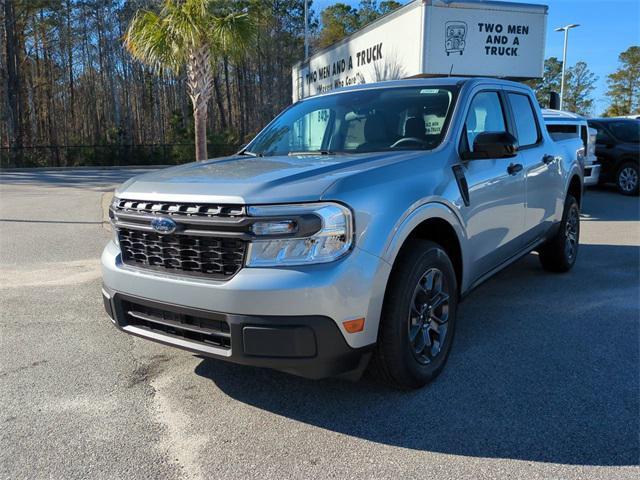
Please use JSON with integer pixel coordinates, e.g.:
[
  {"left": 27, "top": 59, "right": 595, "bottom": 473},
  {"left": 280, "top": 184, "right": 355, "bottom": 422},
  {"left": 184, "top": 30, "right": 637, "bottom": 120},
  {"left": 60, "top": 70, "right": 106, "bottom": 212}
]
[{"left": 1, "top": 168, "right": 638, "bottom": 480}]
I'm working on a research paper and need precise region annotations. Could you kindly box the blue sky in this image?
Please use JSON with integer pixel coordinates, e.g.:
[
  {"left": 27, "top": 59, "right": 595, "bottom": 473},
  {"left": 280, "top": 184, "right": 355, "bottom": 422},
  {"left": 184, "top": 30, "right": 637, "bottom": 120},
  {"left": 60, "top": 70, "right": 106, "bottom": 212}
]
[{"left": 312, "top": 0, "right": 640, "bottom": 114}]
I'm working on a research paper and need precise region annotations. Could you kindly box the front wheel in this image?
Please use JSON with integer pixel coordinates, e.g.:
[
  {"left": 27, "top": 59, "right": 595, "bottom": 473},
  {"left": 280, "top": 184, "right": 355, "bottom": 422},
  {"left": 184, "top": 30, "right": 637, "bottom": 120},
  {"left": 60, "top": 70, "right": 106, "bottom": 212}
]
[
  {"left": 372, "top": 240, "right": 458, "bottom": 389},
  {"left": 538, "top": 195, "right": 580, "bottom": 272},
  {"left": 616, "top": 162, "right": 639, "bottom": 196}
]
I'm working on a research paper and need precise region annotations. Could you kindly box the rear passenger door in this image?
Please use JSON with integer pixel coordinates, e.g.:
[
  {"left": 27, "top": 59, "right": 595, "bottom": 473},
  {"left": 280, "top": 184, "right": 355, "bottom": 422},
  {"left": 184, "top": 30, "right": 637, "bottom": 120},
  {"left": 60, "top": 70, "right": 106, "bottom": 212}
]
[
  {"left": 458, "top": 89, "right": 527, "bottom": 280},
  {"left": 506, "top": 90, "right": 563, "bottom": 243}
]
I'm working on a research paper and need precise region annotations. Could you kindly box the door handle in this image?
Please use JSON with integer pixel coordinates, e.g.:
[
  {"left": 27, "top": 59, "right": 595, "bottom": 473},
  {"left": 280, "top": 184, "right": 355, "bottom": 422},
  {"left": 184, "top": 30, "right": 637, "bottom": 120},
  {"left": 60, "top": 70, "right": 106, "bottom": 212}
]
[
  {"left": 542, "top": 154, "right": 555, "bottom": 164},
  {"left": 507, "top": 163, "right": 523, "bottom": 175}
]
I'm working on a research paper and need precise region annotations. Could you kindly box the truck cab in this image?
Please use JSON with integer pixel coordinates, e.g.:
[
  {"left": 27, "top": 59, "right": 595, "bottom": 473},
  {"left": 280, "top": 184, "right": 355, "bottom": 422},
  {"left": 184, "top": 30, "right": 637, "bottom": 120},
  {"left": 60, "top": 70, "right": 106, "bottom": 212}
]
[{"left": 102, "top": 78, "right": 583, "bottom": 389}]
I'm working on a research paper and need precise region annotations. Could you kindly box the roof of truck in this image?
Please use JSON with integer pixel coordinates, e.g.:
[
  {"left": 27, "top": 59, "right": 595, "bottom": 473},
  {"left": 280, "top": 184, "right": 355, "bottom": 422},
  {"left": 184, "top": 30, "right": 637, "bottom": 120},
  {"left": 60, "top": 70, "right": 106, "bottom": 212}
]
[
  {"left": 542, "top": 109, "right": 589, "bottom": 126},
  {"left": 542, "top": 109, "right": 586, "bottom": 120},
  {"left": 589, "top": 117, "right": 640, "bottom": 123}
]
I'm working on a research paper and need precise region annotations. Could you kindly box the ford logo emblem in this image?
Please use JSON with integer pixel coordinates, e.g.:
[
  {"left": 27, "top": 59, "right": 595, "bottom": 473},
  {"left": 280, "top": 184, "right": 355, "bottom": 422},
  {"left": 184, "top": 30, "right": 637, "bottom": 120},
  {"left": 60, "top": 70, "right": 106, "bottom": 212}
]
[{"left": 151, "top": 216, "right": 177, "bottom": 234}]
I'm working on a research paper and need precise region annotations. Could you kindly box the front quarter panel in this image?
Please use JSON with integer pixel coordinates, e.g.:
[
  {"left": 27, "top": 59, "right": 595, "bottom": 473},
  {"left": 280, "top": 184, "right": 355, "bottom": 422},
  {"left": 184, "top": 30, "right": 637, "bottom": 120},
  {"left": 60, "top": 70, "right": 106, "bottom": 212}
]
[
  {"left": 320, "top": 151, "right": 469, "bottom": 338},
  {"left": 321, "top": 152, "right": 465, "bottom": 261}
]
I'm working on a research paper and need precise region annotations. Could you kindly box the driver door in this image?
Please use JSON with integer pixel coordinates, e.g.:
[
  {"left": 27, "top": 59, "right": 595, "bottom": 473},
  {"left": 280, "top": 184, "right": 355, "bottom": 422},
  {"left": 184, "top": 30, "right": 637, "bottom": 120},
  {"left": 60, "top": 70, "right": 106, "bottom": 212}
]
[{"left": 458, "top": 89, "right": 527, "bottom": 281}]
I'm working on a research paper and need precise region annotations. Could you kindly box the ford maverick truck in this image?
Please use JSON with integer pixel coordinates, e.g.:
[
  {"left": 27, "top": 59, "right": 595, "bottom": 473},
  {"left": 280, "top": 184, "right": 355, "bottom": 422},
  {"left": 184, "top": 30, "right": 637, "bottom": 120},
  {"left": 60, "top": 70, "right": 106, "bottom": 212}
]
[{"left": 102, "top": 78, "right": 583, "bottom": 389}]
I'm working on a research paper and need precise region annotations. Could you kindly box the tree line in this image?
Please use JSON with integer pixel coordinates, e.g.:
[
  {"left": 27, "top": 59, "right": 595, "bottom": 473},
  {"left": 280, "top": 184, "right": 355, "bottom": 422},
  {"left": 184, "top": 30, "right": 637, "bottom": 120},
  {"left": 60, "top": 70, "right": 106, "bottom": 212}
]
[
  {"left": 1, "top": 0, "right": 315, "bottom": 167},
  {"left": 526, "top": 46, "right": 639, "bottom": 117},
  {"left": 1, "top": 0, "right": 638, "bottom": 167}
]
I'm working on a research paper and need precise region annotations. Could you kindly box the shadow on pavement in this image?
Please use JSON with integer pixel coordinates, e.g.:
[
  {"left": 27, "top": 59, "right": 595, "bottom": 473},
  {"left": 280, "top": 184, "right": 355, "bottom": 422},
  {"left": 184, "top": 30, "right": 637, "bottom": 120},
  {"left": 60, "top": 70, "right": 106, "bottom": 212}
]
[
  {"left": 195, "top": 243, "right": 639, "bottom": 466},
  {"left": 582, "top": 187, "right": 640, "bottom": 222}
]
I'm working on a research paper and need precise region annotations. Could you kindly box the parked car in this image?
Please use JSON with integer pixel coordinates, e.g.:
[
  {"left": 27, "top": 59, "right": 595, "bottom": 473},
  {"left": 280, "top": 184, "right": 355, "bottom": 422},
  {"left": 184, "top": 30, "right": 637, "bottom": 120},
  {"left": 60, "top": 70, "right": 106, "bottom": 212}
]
[
  {"left": 587, "top": 118, "right": 640, "bottom": 195},
  {"left": 102, "top": 78, "right": 583, "bottom": 389},
  {"left": 543, "top": 109, "right": 599, "bottom": 186}
]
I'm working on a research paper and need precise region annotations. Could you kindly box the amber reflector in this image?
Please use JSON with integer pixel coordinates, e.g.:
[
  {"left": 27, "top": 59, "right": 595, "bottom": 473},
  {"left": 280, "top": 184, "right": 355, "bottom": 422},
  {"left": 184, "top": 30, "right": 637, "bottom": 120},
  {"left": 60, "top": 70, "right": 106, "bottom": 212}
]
[{"left": 343, "top": 318, "right": 365, "bottom": 333}]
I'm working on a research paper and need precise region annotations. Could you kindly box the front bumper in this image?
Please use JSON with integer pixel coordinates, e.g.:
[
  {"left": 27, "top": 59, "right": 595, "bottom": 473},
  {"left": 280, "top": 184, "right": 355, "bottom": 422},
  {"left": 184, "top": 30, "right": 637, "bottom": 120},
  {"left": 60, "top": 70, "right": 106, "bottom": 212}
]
[
  {"left": 101, "top": 241, "right": 389, "bottom": 378},
  {"left": 102, "top": 287, "right": 371, "bottom": 379},
  {"left": 584, "top": 163, "right": 601, "bottom": 187}
]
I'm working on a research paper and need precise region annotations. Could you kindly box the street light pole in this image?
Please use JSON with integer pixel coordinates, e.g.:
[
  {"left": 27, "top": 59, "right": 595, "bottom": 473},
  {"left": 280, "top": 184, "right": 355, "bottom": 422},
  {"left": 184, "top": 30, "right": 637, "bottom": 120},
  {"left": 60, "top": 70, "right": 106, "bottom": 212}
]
[
  {"left": 304, "top": 0, "right": 309, "bottom": 60},
  {"left": 554, "top": 24, "right": 580, "bottom": 111}
]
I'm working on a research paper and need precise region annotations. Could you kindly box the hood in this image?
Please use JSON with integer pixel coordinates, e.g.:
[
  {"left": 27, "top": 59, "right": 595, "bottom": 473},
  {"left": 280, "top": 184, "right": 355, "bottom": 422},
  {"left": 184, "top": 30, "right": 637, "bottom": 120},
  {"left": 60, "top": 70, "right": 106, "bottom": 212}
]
[{"left": 115, "top": 151, "right": 424, "bottom": 204}]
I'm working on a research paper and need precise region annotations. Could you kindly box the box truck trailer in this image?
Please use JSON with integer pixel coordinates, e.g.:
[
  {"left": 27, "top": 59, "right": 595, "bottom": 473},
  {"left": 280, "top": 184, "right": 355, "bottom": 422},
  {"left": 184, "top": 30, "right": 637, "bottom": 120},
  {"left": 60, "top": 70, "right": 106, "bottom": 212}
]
[{"left": 292, "top": 0, "right": 548, "bottom": 101}]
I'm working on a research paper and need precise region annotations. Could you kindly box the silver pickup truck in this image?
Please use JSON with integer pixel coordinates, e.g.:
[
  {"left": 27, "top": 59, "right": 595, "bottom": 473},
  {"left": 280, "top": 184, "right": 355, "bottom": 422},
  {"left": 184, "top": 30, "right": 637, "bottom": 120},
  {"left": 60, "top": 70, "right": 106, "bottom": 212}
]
[{"left": 102, "top": 77, "right": 583, "bottom": 389}]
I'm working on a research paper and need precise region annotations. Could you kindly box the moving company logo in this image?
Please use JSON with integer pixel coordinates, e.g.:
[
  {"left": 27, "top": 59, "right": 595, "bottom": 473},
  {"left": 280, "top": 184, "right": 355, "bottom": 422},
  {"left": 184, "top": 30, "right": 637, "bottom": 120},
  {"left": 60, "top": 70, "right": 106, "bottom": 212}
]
[{"left": 445, "top": 21, "right": 467, "bottom": 56}]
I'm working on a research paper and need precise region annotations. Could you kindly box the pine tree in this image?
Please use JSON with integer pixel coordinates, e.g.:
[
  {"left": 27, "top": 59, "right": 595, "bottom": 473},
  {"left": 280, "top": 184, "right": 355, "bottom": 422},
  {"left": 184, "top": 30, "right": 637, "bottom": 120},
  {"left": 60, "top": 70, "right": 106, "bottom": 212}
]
[
  {"left": 604, "top": 46, "right": 640, "bottom": 116},
  {"left": 563, "top": 61, "right": 597, "bottom": 115}
]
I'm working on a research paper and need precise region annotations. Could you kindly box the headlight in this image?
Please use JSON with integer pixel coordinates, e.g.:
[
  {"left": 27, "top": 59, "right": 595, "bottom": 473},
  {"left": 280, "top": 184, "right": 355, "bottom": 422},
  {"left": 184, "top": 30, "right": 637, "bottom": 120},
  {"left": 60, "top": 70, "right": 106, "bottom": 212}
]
[
  {"left": 110, "top": 197, "right": 119, "bottom": 247},
  {"left": 246, "top": 202, "right": 353, "bottom": 267}
]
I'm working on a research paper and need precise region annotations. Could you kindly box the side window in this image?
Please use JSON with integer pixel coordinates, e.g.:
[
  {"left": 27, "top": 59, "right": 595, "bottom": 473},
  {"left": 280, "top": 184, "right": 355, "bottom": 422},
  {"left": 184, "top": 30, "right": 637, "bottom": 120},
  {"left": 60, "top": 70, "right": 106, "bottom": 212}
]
[
  {"left": 464, "top": 91, "right": 506, "bottom": 151},
  {"left": 547, "top": 124, "right": 578, "bottom": 142},
  {"left": 508, "top": 93, "right": 540, "bottom": 147}
]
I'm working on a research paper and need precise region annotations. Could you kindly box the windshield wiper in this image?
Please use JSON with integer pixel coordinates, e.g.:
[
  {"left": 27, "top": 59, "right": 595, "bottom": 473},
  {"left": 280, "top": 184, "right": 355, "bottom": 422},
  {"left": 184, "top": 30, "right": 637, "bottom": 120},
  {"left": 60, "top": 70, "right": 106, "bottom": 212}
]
[
  {"left": 288, "top": 150, "right": 336, "bottom": 156},
  {"left": 239, "top": 150, "right": 262, "bottom": 157}
]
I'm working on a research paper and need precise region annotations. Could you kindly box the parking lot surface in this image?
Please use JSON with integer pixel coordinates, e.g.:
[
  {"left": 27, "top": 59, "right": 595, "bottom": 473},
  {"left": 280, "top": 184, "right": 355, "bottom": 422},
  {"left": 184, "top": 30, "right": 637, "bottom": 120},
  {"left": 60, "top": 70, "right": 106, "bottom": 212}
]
[{"left": 1, "top": 168, "right": 638, "bottom": 479}]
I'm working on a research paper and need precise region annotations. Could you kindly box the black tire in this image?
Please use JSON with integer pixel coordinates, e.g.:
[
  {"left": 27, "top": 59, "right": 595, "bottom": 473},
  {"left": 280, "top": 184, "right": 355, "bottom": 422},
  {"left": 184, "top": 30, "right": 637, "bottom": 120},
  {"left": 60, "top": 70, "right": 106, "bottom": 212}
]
[
  {"left": 616, "top": 161, "right": 639, "bottom": 196},
  {"left": 538, "top": 195, "right": 580, "bottom": 273},
  {"left": 372, "top": 239, "right": 458, "bottom": 389}
]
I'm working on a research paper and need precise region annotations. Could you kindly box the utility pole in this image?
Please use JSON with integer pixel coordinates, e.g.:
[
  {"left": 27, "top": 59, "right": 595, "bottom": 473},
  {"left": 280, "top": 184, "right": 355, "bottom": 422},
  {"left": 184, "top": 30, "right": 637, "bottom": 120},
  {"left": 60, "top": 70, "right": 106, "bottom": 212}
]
[
  {"left": 304, "top": 0, "right": 309, "bottom": 60},
  {"left": 555, "top": 24, "right": 580, "bottom": 111}
]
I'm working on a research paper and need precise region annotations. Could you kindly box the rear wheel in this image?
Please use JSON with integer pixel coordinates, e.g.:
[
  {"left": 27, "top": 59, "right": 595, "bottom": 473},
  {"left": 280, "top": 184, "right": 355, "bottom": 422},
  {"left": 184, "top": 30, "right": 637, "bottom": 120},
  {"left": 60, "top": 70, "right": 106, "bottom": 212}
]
[
  {"left": 372, "top": 240, "right": 458, "bottom": 389},
  {"left": 538, "top": 195, "right": 580, "bottom": 272},
  {"left": 616, "top": 162, "right": 639, "bottom": 196}
]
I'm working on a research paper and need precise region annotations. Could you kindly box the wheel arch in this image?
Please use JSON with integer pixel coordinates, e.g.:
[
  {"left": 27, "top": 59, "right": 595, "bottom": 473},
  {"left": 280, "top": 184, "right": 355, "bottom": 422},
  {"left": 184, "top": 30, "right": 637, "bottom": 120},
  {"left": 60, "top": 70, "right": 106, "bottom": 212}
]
[
  {"left": 382, "top": 202, "right": 467, "bottom": 295},
  {"left": 617, "top": 155, "right": 640, "bottom": 169},
  {"left": 567, "top": 173, "right": 583, "bottom": 208},
  {"left": 615, "top": 153, "right": 639, "bottom": 167}
]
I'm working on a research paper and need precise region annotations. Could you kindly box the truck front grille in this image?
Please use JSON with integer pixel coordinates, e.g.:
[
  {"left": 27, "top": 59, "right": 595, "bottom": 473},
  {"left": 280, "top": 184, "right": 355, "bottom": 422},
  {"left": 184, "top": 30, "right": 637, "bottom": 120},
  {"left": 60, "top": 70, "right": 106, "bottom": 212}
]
[
  {"left": 113, "top": 199, "right": 245, "bottom": 218},
  {"left": 122, "top": 299, "right": 231, "bottom": 350},
  {"left": 111, "top": 199, "right": 249, "bottom": 280},
  {"left": 118, "top": 228, "right": 246, "bottom": 279}
]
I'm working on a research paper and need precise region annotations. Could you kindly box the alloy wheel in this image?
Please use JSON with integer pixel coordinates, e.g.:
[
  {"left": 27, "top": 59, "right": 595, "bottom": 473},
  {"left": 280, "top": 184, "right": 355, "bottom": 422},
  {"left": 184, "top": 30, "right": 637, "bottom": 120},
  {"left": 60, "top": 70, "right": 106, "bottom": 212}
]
[
  {"left": 618, "top": 166, "right": 638, "bottom": 194},
  {"left": 407, "top": 268, "right": 450, "bottom": 364},
  {"left": 564, "top": 206, "right": 579, "bottom": 262}
]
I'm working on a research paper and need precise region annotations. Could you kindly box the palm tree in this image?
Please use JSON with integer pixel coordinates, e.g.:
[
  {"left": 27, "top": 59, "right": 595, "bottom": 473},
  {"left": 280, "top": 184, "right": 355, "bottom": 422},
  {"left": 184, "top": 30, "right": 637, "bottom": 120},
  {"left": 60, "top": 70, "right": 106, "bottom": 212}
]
[{"left": 125, "top": 0, "right": 255, "bottom": 161}]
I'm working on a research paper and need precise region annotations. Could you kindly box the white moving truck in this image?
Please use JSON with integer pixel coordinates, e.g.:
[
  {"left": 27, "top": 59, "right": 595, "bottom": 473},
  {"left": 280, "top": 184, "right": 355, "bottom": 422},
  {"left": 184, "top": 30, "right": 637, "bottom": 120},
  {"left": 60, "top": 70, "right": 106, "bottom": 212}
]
[{"left": 292, "top": 0, "right": 548, "bottom": 101}]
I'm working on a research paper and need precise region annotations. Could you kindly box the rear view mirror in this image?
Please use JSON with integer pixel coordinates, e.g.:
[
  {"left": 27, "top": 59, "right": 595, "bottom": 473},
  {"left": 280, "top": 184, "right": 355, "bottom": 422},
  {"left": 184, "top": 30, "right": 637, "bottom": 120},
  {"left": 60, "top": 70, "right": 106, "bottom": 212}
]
[{"left": 462, "top": 131, "right": 518, "bottom": 160}]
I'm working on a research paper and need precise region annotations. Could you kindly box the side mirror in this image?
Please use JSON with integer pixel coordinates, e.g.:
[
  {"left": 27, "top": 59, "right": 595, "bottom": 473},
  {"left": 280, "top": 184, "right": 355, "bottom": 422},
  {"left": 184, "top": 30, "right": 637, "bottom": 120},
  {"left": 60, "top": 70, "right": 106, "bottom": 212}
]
[
  {"left": 462, "top": 131, "right": 518, "bottom": 160},
  {"left": 549, "top": 91, "right": 561, "bottom": 110}
]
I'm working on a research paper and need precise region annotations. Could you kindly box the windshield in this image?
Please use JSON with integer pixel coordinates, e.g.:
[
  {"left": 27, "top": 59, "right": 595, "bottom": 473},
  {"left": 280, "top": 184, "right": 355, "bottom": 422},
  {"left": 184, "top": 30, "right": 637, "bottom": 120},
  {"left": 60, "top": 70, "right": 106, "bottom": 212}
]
[
  {"left": 608, "top": 120, "right": 640, "bottom": 143},
  {"left": 246, "top": 86, "right": 457, "bottom": 156}
]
